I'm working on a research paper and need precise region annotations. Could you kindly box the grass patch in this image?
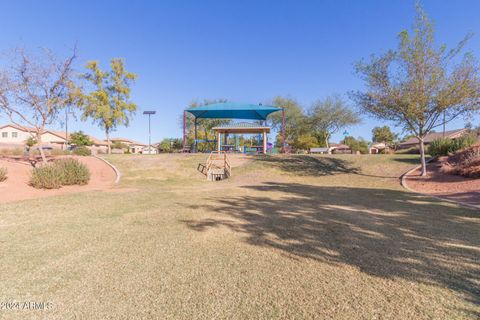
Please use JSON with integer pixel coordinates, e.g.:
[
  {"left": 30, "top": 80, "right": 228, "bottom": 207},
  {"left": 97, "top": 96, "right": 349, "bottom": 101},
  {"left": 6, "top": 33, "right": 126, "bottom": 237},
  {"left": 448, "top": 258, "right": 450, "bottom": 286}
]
[{"left": 1, "top": 154, "right": 478, "bottom": 319}]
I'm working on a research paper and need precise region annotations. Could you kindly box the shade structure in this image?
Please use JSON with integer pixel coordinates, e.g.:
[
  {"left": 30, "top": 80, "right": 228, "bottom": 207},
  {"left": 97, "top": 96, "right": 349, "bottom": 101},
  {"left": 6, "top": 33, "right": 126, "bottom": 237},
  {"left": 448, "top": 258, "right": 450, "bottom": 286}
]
[{"left": 185, "top": 102, "right": 281, "bottom": 120}]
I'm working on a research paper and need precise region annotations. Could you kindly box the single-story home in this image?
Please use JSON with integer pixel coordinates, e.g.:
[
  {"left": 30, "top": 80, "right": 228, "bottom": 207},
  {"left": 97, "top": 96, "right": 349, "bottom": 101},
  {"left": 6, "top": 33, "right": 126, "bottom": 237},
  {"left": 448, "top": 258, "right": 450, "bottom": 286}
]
[
  {"left": 398, "top": 129, "right": 468, "bottom": 149},
  {"left": 0, "top": 124, "right": 108, "bottom": 152},
  {"left": 109, "top": 138, "right": 148, "bottom": 154},
  {"left": 369, "top": 142, "right": 390, "bottom": 154},
  {"left": 330, "top": 143, "right": 352, "bottom": 154}
]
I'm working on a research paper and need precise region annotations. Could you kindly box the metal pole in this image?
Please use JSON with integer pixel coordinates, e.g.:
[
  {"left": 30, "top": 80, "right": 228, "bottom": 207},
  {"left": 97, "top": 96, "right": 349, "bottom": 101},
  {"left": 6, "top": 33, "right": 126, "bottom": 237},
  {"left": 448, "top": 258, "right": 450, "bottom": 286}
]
[
  {"left": 282, "top": 108, "right": 285, "bottom": 153},
  {"left": 194, "top": 117, "right": 197, "bottom": 153},
  {"left": 143, "top": 111, "right": 156, "bottom": 154},
  {"left": 183, "top": 111, "right": 186, "bottom": 149},
  {"left": 148, "top": 113, "right": 151, "bottom": 154}
]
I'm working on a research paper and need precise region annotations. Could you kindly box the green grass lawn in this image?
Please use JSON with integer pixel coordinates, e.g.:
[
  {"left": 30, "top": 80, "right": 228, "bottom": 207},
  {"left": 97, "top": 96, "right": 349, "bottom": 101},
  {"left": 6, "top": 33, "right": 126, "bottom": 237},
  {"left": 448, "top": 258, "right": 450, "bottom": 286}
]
[{"left": 0, "top": 154, "right": 478, "bottom": 319}]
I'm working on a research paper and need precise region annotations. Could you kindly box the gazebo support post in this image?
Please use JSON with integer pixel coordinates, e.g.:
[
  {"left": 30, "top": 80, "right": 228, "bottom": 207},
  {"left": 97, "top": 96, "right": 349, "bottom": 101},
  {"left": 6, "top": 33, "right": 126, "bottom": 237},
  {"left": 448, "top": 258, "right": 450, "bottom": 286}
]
[
  {"left": 182, "top": 111, "right": 186, "bottom": 149},
  {"left": 217, "top": 131, "right": 221, "bottom": 152},
  {"left": 194, "top": 117, "right": 198, "bottom": 153},
  {"left": 263, "top": 130, "right": 267, "bottom": 154},
  {"left": 282, "top": 108, "right": 285, "bottom": 153}
]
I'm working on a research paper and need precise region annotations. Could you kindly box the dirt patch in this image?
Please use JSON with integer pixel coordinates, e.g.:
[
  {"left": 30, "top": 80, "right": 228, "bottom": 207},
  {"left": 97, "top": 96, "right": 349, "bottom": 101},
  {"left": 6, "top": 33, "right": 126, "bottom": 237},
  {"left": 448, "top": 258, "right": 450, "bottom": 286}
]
[
  {"left": 0, "top": 156, "right": 117, "bottom": 203},
  {"left": 405, "top": 159, "right": 480, "bottom": 207}
]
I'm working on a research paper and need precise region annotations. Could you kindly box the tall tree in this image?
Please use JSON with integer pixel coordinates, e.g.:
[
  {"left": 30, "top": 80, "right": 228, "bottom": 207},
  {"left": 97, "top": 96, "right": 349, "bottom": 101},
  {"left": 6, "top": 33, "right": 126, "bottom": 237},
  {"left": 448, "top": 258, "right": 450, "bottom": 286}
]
[
  {"left": 372, "top": 126, "right": 397, "bottom": 144},
  {"left": 0, "top": 47, "right": 78, "bottom": 163},
  {"left": 308, "top": 95, "right": 360, "bottom": 148},
  {"left": 80, "top": 58, "right": 137, "bottom": 154},
  {"left": 352, "top": 4, "right": 480, "bottom": 175},
  {"left": 269, "top": 96, "right": 308, "bottom": 147}
]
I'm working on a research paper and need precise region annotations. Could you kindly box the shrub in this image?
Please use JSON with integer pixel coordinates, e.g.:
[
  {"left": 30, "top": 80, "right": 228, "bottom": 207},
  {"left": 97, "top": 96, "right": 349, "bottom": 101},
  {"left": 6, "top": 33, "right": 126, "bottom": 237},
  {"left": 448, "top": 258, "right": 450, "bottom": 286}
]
[
  {"left": 26, "top": 137, "right": 37, "bottom": 147},
  {"left": 0, "top": 167, "right": 7, "bottom": 182},
  {"left": 442, "top": 144, "right": 480, "bottom": 178},
  {"left": 72, "top": 146, "right": 91, "bottom": 156},
  {"left": 55, "top": 158, "right": 90, "bottom": 185},
  {"left": 0, "top": 148, "right": 24, "bottom": 156},
  {"left": 30, "top": 158, "right": 90, "bottom": 189},
  {"left": 429, "top": 135, "right": 476, "bottom": 157},
  {"left": 30, "top": 165, "right": 62, "bottom": 189}
]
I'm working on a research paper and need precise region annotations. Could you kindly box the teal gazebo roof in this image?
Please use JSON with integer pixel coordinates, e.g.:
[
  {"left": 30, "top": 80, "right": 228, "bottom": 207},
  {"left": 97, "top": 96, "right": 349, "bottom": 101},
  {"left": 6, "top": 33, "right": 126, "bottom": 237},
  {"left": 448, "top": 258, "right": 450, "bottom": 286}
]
[{"left": 185, "top": 102, "right": 281, "bottom": 120}]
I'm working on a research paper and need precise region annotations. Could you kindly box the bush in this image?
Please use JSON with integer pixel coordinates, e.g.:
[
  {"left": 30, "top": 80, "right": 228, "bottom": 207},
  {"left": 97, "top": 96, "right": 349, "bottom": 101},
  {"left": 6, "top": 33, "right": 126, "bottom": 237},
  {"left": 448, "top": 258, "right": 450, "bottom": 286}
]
[
  {"left": 0, "top": 167, "right": 7, "bottom": 182},
  {"left": 442, "top": 144, "right": 480, "bottom": 178},
  {"left": 0, "top": 148, "right": 24, "bottom": 156},
  {"left": 55, "top": 158, "right": 90, "bottom": 185},
  {"left": 30, "top": 165, "right": 62, "bottom": 189},
  {"left": 72, "top": 146, "right": 92, "bottom": 156},
  {"left": 428, "top": 135, "right": 476, "bottom": 157},
  {"left": 30, "top": 158, "right": 90, "bottom": 189}
]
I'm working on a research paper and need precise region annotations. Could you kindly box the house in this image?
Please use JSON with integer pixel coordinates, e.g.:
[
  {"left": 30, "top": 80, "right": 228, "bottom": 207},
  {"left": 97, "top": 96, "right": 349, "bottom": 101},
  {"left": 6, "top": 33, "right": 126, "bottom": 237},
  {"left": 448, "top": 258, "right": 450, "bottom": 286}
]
[
  {"left": 0, "top": 124, "right": 108, "bottom": 153},
  {"left": 142, "top": 146, "right": 158, "bottom": 154},
  {"left": 369, "top": 142, "right": 390, "bottom": 154},
  {"left": 398, "top": 129, "right": 468, "bottom": 149},
  {"left": 330, "top": 143, "right": 352, "bottom": 154},
  {"left": 109, "top": 138, "right": 147, "bottom": 154}
]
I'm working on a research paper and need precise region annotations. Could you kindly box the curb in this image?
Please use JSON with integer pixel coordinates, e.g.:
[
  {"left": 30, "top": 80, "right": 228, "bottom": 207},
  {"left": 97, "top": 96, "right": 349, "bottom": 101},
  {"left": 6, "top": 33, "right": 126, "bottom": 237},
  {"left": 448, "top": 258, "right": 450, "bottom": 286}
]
[
  {"left": 401, "top": 158, "right": 480, "bottom": 211},
  {"left": 93, "top": 156, "right": 121, "bottom": 184}
]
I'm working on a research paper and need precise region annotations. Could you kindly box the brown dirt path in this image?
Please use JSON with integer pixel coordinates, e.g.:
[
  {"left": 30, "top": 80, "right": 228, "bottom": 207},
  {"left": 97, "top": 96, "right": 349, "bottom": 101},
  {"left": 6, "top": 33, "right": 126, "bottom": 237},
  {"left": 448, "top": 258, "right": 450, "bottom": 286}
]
[
  {"left": 0, "top": 156, "right": 116, "bottom": 203},
  {"left": 405, "top": 159, "right": 480, "bottom": 208}
]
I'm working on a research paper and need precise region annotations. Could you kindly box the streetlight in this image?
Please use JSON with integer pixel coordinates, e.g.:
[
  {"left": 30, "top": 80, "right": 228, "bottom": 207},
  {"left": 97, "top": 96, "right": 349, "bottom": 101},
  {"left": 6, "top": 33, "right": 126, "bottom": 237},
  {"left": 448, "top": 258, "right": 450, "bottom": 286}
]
[{"left": 143, "top": 111, "right": 156, "bottom": 154}]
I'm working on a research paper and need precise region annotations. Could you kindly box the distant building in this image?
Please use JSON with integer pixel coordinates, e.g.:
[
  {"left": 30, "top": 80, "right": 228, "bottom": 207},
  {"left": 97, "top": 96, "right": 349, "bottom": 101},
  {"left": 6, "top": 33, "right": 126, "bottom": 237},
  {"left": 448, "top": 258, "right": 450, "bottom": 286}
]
[
  {"left": 0, "top": 123, "right": 108, "bottom": 152},
  {"left": 369, "top": 142, "right": 390, "bottom": 154},
  {"left": 398, "top": 129, "right": 468, "bottom": 149},
  {"left": 109, "top": 138, "right": 147, "bottom": 154},
  {"left": 329, "top": 143, "right": 352, "bottom": 154}
]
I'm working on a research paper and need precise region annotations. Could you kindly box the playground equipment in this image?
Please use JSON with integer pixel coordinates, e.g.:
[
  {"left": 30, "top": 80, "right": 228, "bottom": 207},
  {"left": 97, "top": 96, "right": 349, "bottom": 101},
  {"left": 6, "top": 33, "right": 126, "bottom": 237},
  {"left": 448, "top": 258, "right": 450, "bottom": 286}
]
[{"left": 197, "top": 151, "right": 232, "bottom": 181}]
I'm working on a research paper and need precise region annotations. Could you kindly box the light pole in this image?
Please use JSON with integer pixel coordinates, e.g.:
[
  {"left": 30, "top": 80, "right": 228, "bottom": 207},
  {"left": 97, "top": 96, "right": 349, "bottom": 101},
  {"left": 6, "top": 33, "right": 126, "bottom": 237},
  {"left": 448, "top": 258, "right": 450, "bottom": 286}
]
[
  {"left": 143, "top": 111, "right": 156, "bottom": 154},
  {"left": 64, "top": 107, "right": 75, "bottom": 150}
]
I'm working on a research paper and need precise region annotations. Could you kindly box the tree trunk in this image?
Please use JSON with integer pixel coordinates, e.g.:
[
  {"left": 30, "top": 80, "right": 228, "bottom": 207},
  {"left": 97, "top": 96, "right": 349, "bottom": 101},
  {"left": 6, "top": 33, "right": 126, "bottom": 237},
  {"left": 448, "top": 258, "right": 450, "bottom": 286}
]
[
  {"left": 36, "top": 132, "right": 47, "bottom": 164},
  {"left": 106, "top": 130, "right": 111, "bottom": 154},
  {"left": 325, "top": 133, "right": 330, "bottom": 148},
  {"left": 418, "top": 137, "right": 427, "bottom": 176}
]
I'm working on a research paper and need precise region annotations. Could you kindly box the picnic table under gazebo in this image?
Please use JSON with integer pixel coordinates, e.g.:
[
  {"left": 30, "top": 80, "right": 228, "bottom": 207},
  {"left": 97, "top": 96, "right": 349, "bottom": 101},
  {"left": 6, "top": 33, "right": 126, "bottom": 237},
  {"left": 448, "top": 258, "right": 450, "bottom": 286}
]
[{"left": 212, "top": 122, "right": 271, "bottom": 154}]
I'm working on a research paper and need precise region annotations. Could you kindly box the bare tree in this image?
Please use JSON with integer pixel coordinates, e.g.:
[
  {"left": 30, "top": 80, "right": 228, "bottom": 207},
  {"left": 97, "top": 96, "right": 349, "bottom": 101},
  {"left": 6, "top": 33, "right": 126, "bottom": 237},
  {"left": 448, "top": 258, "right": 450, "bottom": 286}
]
[
  {"left": 0, "top": 47, "right": 78, "bottom": 163},
  {"left": 352, "top": 4, "right": 480, "bottom": 175}
]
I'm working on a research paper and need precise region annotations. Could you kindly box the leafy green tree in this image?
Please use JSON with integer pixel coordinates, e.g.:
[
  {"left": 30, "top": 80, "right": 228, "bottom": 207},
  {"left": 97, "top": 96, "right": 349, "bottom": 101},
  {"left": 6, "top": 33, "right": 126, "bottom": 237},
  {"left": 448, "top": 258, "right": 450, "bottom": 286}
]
[
  {"left": 159, "top": 138, "right": 183, "bottom": 153},
  {"left": 69, "top": 131, "right": 93, "bottom": 146},
  {"left": 269, "top": 96, "right": 308, "bottom": 148},
  {"left": 372, "top": 126, "right": 396, "bottom": 144},
  {"left": 352, "top": 4, "right": 480, "bottom": 175},
  {"left": 308, "top": 95, "right": 361, "bottom": 148},
  {"left": 293, "top": 134, "right": 318, "bottom": 151},
  {"left": 342, "top": 136, "right": 369, "bottom": 154},
  {"left": 80, "top": 58, "right": 137, "bottom": 154}
]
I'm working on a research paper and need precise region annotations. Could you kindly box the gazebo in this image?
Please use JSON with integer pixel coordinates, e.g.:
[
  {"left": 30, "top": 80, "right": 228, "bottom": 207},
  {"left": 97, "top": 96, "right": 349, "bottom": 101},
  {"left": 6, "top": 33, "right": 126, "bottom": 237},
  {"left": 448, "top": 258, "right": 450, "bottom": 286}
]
[{"left": 183, "top": 102, "right": 284, "bottom": 153}]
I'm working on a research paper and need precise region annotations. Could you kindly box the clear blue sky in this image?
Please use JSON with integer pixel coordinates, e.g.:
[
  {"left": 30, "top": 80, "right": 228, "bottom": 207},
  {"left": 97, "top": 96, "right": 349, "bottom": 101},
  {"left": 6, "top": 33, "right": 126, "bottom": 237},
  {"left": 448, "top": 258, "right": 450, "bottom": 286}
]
[{"left": 1, "top": 0, "right": 479, "bottom": 143}]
